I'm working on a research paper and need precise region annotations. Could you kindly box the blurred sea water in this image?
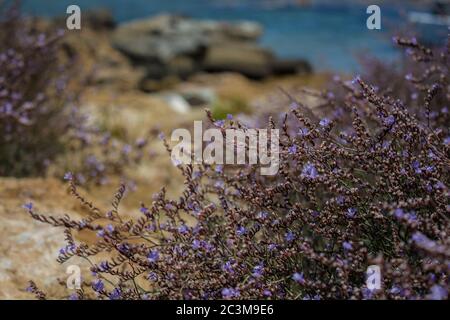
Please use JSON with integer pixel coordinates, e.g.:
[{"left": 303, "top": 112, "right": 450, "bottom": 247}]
[{"left": 21, "top": 0, "right": 448, "bottom": 72}]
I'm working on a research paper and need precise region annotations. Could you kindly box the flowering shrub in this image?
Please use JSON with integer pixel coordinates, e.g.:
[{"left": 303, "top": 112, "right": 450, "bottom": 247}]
[
  {"left": 0, "top": 4, "right": 70, "bottom": 176},
  {"left": 25, "top": 35, "right": 449, "bottom": 300},
  {"left": 0, "top": 3, "right": 148, "bottom": 183}
]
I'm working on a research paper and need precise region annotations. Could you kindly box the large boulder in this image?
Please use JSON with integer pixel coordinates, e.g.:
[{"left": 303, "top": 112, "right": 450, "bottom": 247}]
[
  {"left": 85, "top": 8, "right": 116, "bottom": 30},
  {"left": 203, "top": 43, "right": 274, "bottom": 79},
  {"left": 111, "top": 14, "right": 311, "bottom": 81},
  {"left": 272, "top": 58, "right": 313, "bottom": 76},
  {"left": 111, "top": 15, "right": 263, "bottom": 63}
]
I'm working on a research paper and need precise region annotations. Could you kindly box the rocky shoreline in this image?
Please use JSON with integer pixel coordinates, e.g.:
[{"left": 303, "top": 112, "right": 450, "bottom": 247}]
[
  {"left": 56, "top": 10, "right": 321, "bottom": 114},
  {"left": 111, "top": 14, "right": 312, "bottom": 85}
]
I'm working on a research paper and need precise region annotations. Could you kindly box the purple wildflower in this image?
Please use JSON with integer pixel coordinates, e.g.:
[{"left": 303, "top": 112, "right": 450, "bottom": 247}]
[
  {"left": 319, "top": 118, "right": 331, "bottom": 127},
  {"left": 222, "top": 261, "right": 234, "bottom": 274},
  {"left": 178, "top": 224, "right": 188, "bottom": 234},
  {"left": 236, "top": 226, "right": 246, "bottom": 236},
  {"left": 148, "top": 249, "right": 160, "bottom": 263},
  {"left": 22, "top": 202, "right": 33, "bottom": 211},
  {"left": 221, "top": 288, "right": 239, "bottom": 299},
  {"left": 96, "top": 230, "right": 105, "bottom": 238},
  {"left": 263, "top": 289, "right": 272, "bottom": 297},
  {"left": 428, "top": 285, "right": 447, "bottom": 300},
  {"left": 214, "top": 120, "right": 225, "bottom": 127},
  {"left": 140, "top": 206, "right": 149, "bottom": 215},
  {"left": 252, "top": 264, "right": 264, "bottom": 278},
  {"left": 302, "top": 163, "right": 318, "bottom": 179},
  {"left": 383, "top": 115, "right": 395, "bottom": 126},
  {"left": 69, "top": 293, "right": 78, "bottom": 300},
  {"left": 63, "top": 172, "right": 73, "bottom": 181},
  {"left": 346, "top": 207, "right": 357, "bottom": 219},
  {"left": 192, "top": 239, "right": 201, "bottom": 250},
  {"left": 343, "top": 241, "right": 353, "bottom": 251},
  {"left": 109, "top": 288, "right": 121, "bottom": 300},
  {"left": 92, "top": 279, "right": 104, "bottom": 292},
  {"left": 298, "top": 127, "right": 309, "bottom": 137},
  {"left": 444, "top": 137, "right": 450, "bottom": 145},
  {"left": 292, "top": 272, "right": 305, "bottom": 284},
  {"left": 285, "top": 231, "right": 295, "bottom": 242},
  {"left": 394, "top": 208, "right": 404, "bottom": 219},
  {"left": 147, "top": 272, "right": 158, "bottom": 282},
  {"left": 336, "top": 195, "right": 345, "bottom": 206},
  {"left": 288, "top": 145, "right": 297, "bottom": 155}
]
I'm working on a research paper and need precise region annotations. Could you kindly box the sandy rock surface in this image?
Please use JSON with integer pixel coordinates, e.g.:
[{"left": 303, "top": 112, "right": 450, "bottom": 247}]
[{"left": 0, "top": 178, "right": 85, "bottom": 299}]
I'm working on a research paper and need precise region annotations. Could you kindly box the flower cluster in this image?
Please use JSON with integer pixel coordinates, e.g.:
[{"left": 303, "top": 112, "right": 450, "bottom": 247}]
[{"left": 26, "top": 35, "right": 449, "bottom": 300}]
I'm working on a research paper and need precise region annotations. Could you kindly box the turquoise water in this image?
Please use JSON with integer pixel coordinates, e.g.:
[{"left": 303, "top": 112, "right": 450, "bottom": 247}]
[{"left": 21, "top": 0, "right": 447, "bottom": 72}]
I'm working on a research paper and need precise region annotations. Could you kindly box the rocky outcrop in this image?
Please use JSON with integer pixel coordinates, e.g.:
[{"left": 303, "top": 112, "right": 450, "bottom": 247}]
[
  {"left": 111, "top": 14, "right": 312, "bottom": 84},
  {"left": 203, "top": 42, "right": 274, "bottom": 79}
]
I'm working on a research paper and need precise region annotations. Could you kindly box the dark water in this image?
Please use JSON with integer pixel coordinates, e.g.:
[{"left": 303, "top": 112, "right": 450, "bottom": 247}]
[{"left": 21, "top": 0, "right": 447, "bottom": 72}]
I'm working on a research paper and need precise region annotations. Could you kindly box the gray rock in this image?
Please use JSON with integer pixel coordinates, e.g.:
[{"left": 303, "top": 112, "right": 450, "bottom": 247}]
[
  {"left": 111, "top": 14, "right": 310, "bottom": 82},
  {"left": 85, "top": 8, "right": 116, "bottom": 30},
  {"left": 203, "top": 43, "right": 274, "bottom": 79},
  {"left": 272, "top": 58, "right": 313, "bottom": 76}
]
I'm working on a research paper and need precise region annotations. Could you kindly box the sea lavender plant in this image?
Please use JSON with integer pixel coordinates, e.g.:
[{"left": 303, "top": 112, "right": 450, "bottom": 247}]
[
  {"left": 0, "top": 2, "right": 149, "bottom": 183},
  {"left": 26, "top": 35, "right": 449, "bottom": 300},
  {"left": 0, "top": 3, "right": 70, "bottom": 176}
]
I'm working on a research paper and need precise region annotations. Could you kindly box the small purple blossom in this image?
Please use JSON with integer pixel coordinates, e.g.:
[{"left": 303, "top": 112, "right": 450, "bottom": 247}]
[
  {"left": 68, "top": 293, "right": 79, "bottom": 300},
  {"left": 252, "top": 264, "right": 264, "bottom": 278},
  {"left": 288, "top": 145, "right": 297, "bottom": 155},
  {"left": 257, "top": 211, "right": 268, "bottom": 219},
  {"left": 22, "top": 202, "right": 33, "bottom": 211},
  {"left": 302, "top": 163, "right": 319, "bottom": 179},
  {"left": 343, "top": 241, "right": 353, "bottom": 251},
  {"left": 178, "top": 224, "right": 188, "bottom": 234},
  {"left": 214, "top": 120, "right": 225, "bottom": 127},
  {"left": 99, "top": 261, "right": 110, "bottom": 271},
  {"left": 292, "top": 272, "right": 305, "bottom": 284},
  {"left": 192, "top": 239, "right": 201, "bottom": 250},
  {"left": 285, "top": 231, "right": 295, "bottom": 242},
  {"left": 412, "top": 160, "right": 422, "bottom": 174},
  {"left": 109, "top": 288, "right": 121, "bottom": 300},
  {"left": 96, "top": 230, "right": 105, "bottom": 238},
  {"left": 222, "top": 261, "right": 234, "bottom": 274},
  {"left": 336, "top": 195, "right": 345, "bottom": 206},
  {"left": 444, "top": 137, "right": 450, "bottom": 145},
  {"left": 298, "top": 127, "right": 309, "bottom": 137},
  {"left": 346, "top": 207, "right": 357, "bottom": 219},
  {"left": 428, "top": 285, "right": 447, "bottom": 300},
  {"left": 148, "top": 272, "right": 158, "bottom": 282},
  {"left": 147, "top": 249, "right": 159, "bottom": 263},
  {"left": 221, "top": 288, "right": 240, "bottom": 298},
  {"left": 319, "top": 118, "right": 331, "bottom": 127},
  {"left": 92, "top": 279, "right": 104, "bottom": 292},
  {"left": 263, "top": 289, "right": 272, "bottom": 297},
  {"left": 236, "top": 226, "right": 246, "bottom": 236},
  {"left": 63, "top": 172, "right": 73, "bottom": 181},
  {"left": 394, "top": 208, "right": 404, "bottom": 219},
  {"left": 383, "top": 115, "right": 395, "bottom": 126}
]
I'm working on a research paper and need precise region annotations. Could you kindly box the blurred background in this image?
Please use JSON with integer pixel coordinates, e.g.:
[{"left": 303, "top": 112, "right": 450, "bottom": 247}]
[
  {"left": 0, "top": 0, "right": 448, "bottom": 299},
  {"left": 21, "top": 0, "right": 449, "bottom": 71}
]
